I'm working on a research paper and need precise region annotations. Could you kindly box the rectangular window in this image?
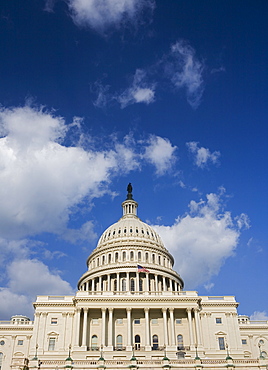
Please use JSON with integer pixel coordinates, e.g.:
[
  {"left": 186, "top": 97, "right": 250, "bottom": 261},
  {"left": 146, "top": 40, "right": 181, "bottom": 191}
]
[
  {"left": 216, "top": 318, "right": 222, "bottom": 324},
  {"left": 218, "top": 337, "right": 225, "bottom": 350},
  {"left": 92, "top": 319, "right": 98, "bottom": 324},
  {"left": 116, "top": 319, "right": 123, "bottom": 324},
  {"left": 242, "top": 339, "right": 247, "bottom": 345},
  {"left": 151, "top": 319, "right": 158, "bottom": 324},
  {"left": 134, "top": 319, "right": 140, "bottom": 324},
  {"left": 51, "top": 318, "right": 58, "bottom": 325},
  {"left": 176, "top": 319, "right": 182, "bottom": 324},
  {"left": 48, "top": 338, "right": 56, "bottom": 351},
  {"left": 18, "top": 340, "right": 23, "bottom": 345}
]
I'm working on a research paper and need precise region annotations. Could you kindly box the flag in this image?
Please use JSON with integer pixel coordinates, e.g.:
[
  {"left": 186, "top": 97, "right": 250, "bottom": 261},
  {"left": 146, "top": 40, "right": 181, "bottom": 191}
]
[{"left": 137, "top": 265, "right": 149, "bottom": 273}]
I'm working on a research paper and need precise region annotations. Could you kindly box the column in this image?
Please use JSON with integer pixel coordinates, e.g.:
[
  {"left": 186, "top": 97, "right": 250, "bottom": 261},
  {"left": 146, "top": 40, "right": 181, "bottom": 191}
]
[
  {"left": 146, "top": 273, "right": 149, "bottom": 292},
  {"left": 40, "top": 313, "right": 48, "bottom": 350},
  {"left": 162, "top": 308, "right": 168, "bottom": 346},
  {"left": 155, "top": 275, "right": 158, "bottom": 293},
  {"left": 169, "top": 308, "right": 176, "bottom": 346},
  {"left": 75, "top": 308, "right": 81, "bottom": 347},
  {"left": 92, "top": 278, "right": 95, "bottom": 292},
  {"left": 86, "top": 281, "right": 89, "bottom": 291},
  {"left": 101, "top": 308, "right": 106, "bottom": 347},
  {"left": 194, "top": 309, "right": 202, "bottom": 346},
  {"left": 82, "top": 308, "right": 88, "bottom": 347},
  {"left": 126, "top": 272, "right": 130, "bottom": 293},
  {"left": 117, "top": 273, "right": 120, "bottom": 292},
  {"left": 169, "top": 279, "right": 173, "bottom": 291},
  {"left": 145, "top": 308, "right": 150, "bottom": 349},
  {"left": 108, "top": 308, "right": 113, "bottom": 348},
  {"left": 187, "top": 309, "right": 194, "bottom": 348},
  {"left": 136, "top": 272, "right": 139, "bottom": 292},
  {"left": 163, "top": 276, "right": 167, "bottom": 291},
  {"left": 127, "top": 308, "right": 132, "bottom": 350},
  {"left": 108, "top": 274, "right": 111, "bottom": 292}
]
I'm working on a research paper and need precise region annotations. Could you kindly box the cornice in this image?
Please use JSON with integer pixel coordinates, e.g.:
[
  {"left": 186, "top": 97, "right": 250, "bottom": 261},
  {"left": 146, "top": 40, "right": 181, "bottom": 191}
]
[{"left": 73, "top": 296, "right": 200, "bottom": 304}]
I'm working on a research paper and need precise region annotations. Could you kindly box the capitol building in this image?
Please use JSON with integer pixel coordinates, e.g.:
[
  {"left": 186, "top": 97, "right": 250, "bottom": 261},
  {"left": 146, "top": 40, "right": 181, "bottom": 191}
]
[{"left": 0, "top": 186, "right": 267, "bottom": 370}]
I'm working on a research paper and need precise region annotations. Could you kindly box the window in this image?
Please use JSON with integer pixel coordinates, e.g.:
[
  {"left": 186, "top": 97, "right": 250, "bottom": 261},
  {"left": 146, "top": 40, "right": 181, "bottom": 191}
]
[
  {"left": 117, "top": 319, "right": 123, "bottom": 324},
  {"left": 134, "top": 319, "right": 140, "bottom": 324},
  {"left": 138, "top": 252, "right": 141, "bottom": 261},
  {"left": 158, "top": 256, "right": 161, "bottom": 264},
  {"left": 145, "top": 253, "right": 149, "bottom": 262},
  {"left": 0, "top": 353, "right": 3, "bottom": 368},
  {"left": 97, "top": 258, "right": 99, "bottom": 266},
  {"left": 122, "top": 278, "right": 126, "bottom": 291},
  {"left": 115, "top": 252, "right": 118, "bottom": 262},
  {"left": 130, "top": 251, "right": 134, "bottom": 261},
  {"left": 130, "top": 279, "right": 135, "bottom": 292},
  {"left": 259, "top": 339, "right": 264, "bottom": 345},
  {"left": 48, "top": 338, "right": 56, "bottom": 351},
  {"left": 92, "top": 318, "right": 98, "bottom": 324},
  {"left": 177, "top": 335, "right": 184, "bottom": 350},
  {"left": 261, "top": 351, "right": 267, "bottom": 359},
  {"left": 108, "top": 254, "right": 111, "bottom": 263},
  {"left": 139, "top": 279, "right": 143, "bottom": 291},
  {"left": 242, "top": 339, "right": 247, "bottom": 345},
  {"left": 176, "top": 319, "right": 182, "bottom": 324},
  {"left": 116, "top": 335, "right": 123, "bottom": 349},
  {"left": 134, "top": 335, "right": 141, "bottom": 350},
  {"left": 51, "top": 318, "right": 57, "bottom": 325},
  {"left": 216, "top": 318, "right": 222, "bottom": 324},
  {"left": 152, "top": 335, "right": 158, "bottom": 350},
  {"left": 151, "top": 319, "right": 158, "bottom": 324},
  {"left": 91, "top": 335, "right": 98, "bottom": 349},
  {"left": 18, "top": 340, "right": 23, "bottom": 345},
  {"left": 218, "top": 337, "right": 225, "bottom": 350},
  {"left": 0, "top": 341, "right": 4, "bottom": 346},
  {"left": 152, "top": 254, "right": 155, "bottom": 263},
  {"left": 114, "top": 279, "right": 117, "bottom": 291},
  {"left": 122, "top": 251, "right": 126, "bottom": 261},
  {"left": 102, "top": 255, "right": 105, "bottom": 264}
]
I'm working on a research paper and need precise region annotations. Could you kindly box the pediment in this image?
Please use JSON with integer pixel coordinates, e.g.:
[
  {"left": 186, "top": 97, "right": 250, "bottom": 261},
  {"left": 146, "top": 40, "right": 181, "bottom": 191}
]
[{"left": 215, "top": 331, "right": 227, "bottom": 336}]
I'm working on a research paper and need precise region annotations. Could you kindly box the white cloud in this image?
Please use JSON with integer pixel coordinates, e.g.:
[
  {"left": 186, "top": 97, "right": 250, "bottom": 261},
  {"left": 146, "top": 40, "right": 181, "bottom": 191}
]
[
  {"left": 250, "top": 311, "right": 268, "bottom": 321},
  {"left": 143, "top": 135, "right": 177, "bottom": 175},
  {"left": 0, "top": 258, "right": 73, "bottom": 319},
  {"left": 187, "top": 141, "right": 220, "bottom": 168},
  {"left": 153, "top": 190, "right": 249, "bottom": 289},
  {"left": 68, "top": 0, "right": 155, "bottom": 31},
  {"left": 117, "top": 69, "right": 156, "bottom": 108},
  {"left": 92, "top": 81, "right": 111, "bottom": 108},
  {"left": 0, "top": 105, "right": 175, "bottom": 240},
  {"left": 165, "top": 40, "right": 204, "bottom": 109}
]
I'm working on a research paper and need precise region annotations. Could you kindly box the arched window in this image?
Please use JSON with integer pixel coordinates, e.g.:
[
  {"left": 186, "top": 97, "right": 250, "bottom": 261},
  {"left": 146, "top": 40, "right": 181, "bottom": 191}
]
[
  {"left": 152, "top": 335, "right": 158, "bottom": 350},
  {"left": 152, "top": 254, "right": 155, "bottom": 263},
  {"left": 145, "top": 253, "right": 149, "bottom": 262},
  {"left": 108, "top": 254, "right": 111, "bottom": 263},
  {"left": 158, "top": 255, "right": 161, "bottom": 264},
  {"left": 138, "top": 252, "right": 141, "bottom": 261},
  {"left": 97, "top": 258, "right": 99, "bottom": 266},
  {"left": 139, "top": 279, "right": 143, "bottom": 291},
  {"left": 114, "top": 279, "right": 117, "bottom": 291},
  {"left": 130, "top": 279, "right": 135, "bottom": 292},
  {"left": 135, "top": 334, "right": 141, "bottom": 350},
  {"left": 91, "top": 335, "right": 98, "bottom": 350},
  {"left": 122, "top": 278, "right": 126, "bottom": 291},
  {"left": 116, "top": 335, "right": 123, "bottom": 349},
  {"left": 123, "top": 251, "right": 126, "bottom": 261},
  {"left": 130, "top": 251, "right": 134, "bottom": 261},
  {"left": 115, "top": 252, "right": 119, "bottom": 262},
  {"left": 102, "top": 255, "right": 105, "bottom": 264},
  {"left": 177, "top": 334, "right": 184, "bottom": 350}
]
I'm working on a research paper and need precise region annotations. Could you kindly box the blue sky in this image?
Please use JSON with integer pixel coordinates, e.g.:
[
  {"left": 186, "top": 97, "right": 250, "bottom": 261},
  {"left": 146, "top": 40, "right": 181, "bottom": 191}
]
[{"left": 0, "top": 0, "right": 267, "bottom": 320}]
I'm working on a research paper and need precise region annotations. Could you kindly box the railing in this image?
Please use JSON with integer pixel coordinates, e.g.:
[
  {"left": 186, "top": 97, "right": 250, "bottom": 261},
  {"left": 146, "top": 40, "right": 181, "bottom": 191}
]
[
  {"left": 114, "top": 346, "right": 126, "bottom": 351},
  {"left": 87, "top": 346, "right": 99, "bottom": 351},
  {"left": 152, "top": 346, "right": 165, "bottom": 351},
  {"left": 0, "top": 320, "right": 33, "bottom": 325}
]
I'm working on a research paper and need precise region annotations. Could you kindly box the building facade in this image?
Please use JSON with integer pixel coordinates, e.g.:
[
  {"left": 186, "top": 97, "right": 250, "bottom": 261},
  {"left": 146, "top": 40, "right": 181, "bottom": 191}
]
[{"left": 0, "top": 188, "right": 267, "bottom": 370}]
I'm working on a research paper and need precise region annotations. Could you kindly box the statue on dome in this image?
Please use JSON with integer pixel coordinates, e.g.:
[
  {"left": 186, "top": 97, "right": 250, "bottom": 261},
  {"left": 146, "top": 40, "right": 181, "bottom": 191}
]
[{"left": 127, "top": 183, "right": 133, "bottom": 199}]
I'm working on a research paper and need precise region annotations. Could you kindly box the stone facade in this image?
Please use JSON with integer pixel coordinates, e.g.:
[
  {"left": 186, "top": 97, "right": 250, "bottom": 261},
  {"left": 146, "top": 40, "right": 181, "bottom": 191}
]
[{"left": 0, "top": 191, "right": 267, "bottom": 370}]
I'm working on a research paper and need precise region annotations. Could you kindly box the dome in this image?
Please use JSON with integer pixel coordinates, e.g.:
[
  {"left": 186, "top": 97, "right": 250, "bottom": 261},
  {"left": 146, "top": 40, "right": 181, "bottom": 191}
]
[
  {"left": 78, "top": 184, "right": 184, "bottom": 292},
  {"left": 96, "top": 198, "right": 165, "bottom": 252}
]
